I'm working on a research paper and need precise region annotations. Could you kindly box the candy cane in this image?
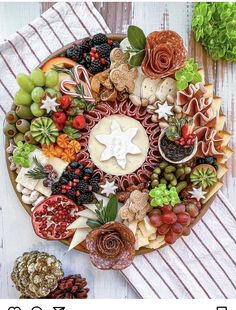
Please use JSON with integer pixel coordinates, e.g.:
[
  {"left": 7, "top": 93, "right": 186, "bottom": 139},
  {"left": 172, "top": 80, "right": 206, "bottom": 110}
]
[{"left": 60, "top": 64, "right": 95, "bottom": 102}]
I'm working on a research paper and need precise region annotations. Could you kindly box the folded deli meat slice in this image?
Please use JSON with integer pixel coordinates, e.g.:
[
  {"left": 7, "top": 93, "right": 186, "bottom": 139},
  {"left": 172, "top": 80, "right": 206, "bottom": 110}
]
[{"left": 177, "top": 83, "right": 219, "bottom": 127}]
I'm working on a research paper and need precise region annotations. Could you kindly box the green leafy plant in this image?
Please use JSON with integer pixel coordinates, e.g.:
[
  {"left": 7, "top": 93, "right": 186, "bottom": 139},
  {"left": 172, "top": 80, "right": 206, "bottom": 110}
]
[
  {"left": 126, "top": 25, "right": 146, "bottom": 66},
  {"left": 13, "top": 142, "right": 36, "bottom": 168},
  {"left": 165, "top": 117, "right": 186, "bottom": 141},
  {"left": 149, "top": 184, "right": 180, "bottom": 207},
  {"left": 175, "top": 58, "right": 202, "bottom": 91},
  {"left": 25, "top": 157, "right": 47, "bottom": 179},
  {"left": 63, "top": 126, "right": 81, "bottom": 140},
  {"left": 87, "top": 195, "right": 118, "bottom": 229},
  {"left": 192, "top": 2, "right": 236, "bottom": 61}
]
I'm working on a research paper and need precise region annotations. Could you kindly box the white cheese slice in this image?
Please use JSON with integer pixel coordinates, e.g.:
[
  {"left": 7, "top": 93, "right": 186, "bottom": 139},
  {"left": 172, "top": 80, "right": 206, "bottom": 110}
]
[
  {"left": 135, "top": 230, "right": 149, "bottom": 250},
  {"left": 128, "top": 220, "right": 138, "bottom": 235},
  {"left": 68, "top": 228, "right": 91, "bottom": 251},
  {"left": 78, "top": 209, "right": 98, "bottom": 220},
  {"left": 145, "top": 236, "right": 165, "bottom": 249},
  {"left": 16, "top": 168, "right": 38, "bottom": 190},
  {"left": 83, "top": 203, "right": 97, "bottom": 213},
  {"left": 138, "top": 221, "right": 152, "bottom": 238},
  {"left": 67, "top": 217, "right": 89, "bottom": 230},
  {"left": 94, "top": 193, "right": 109, "bottom": 205},
  {"left": 143, "top": 216, "right": 156, "bottom": 235},
  {"left": 148, "top": 233, "right": 157, "bottom": 241}
]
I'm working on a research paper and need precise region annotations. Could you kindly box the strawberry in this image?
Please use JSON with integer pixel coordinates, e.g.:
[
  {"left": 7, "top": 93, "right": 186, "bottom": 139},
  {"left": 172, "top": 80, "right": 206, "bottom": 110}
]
[
  {"left": 52, "top": 112, "right": 67, "bottom": 126},
  {"left": 72, "top": 115, "right": 86, "bottom": 129},
  {"left": 59, "top": 95, "right": 72, "bottom": 110},
  {"left": 181, "top": 121, "right": 195, "bottom": 139}
]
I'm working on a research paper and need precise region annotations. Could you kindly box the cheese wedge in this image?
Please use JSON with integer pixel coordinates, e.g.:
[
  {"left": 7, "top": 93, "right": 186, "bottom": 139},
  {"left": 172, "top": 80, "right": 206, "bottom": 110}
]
[
  {"left": 138, "top": 221, "right": 151, "bottom": 238},
  {"left": 217, "top": 163, "right": 228, "bottom": 179},
  {"left": 78, "top": 209, "right": 98, "bottom": 220},
  {"left": 217, "top": 131, "right": 231, "bottom": 147},
  {"left": 67, "top": 217, "right": 89, "bottom": 230},
  {"left": 149, "top": 233, "right": 157, "bottom": 241},
  {"left": 215, "top": 114, "right": 226, "bottom": 131},
  {"left": 135, "top": 230, "right": 149, "bottom": 250},
  {"left": 143, "top": 216, "right": 156, "bottom": 234},
  {"left": 203, "top": 84, "right": 214, "bottom": 98},
  {"left": 83, "top": 203, "right": 97, "bottom": 213},
  {"left": 211, "top": 96, "right": 221, "bottom": 114},
  {"left": 68, "top": 228, "right": 91, "bottom": 251},
  {"left": 203, "top": 181, "right": 223, "bottom": 203},
  {"left": 128, "top": 220, "right": 138, "bottom": 235},
  {"left": 146, "top": 236, "right": 165, "bottom": 249}
]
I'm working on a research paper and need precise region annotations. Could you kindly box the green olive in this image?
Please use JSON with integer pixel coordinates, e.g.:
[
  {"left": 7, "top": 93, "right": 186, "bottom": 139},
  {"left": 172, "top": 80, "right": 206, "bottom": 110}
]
[
  {"left": 153, "top": 167, "right": 161, "bottom": 174},
  {"left": 24, "top": 131, "right": 37, "bottom": 144},
  {"left": 177, "top": 164, "right": 183, "bottom": 168},
  {"left": 159, "top": 161, "right": 168, "bottom": 169},
  {"left": 6, "top": 111, "right": 18, "bottom": 124},
  {"left": 176, "top": 168, "right": 185, "bottom": 179},
  {"left": 15, "top": 105, "right": 34, "bottom": 120},
  {"left": 176, "top": 181, "right": 188, "bottom": 193},
  {"left": 151, "top": 179, "right": 159, "bottom": 188},
  {"left": 165, "top": 165, "right": 176, "bottom": 173},
  {"left": 14, "top": 132, "right": 25, "bottom": 144},
  {"left": 164, "top": 173, "right": 175, "bottom": 181},
  {"left": 3, "top": 123, "right": 17, "bottom": 137},
  {"left": 184, "top": 166, "right": 192, "bottom": 174},
  {"left": 151, "top": 173, "right": 158, "bottom": 180},
  {"left": 160, "top": 178, "right": 167, "bottom": 184},
  {"left": 180, "top": 174, "right": 187, "bottom": 181},
  {"left": 170, "top": 178, "right": 178, "bottom": 186},
  {"left": 16, "top": 119, "right": 30, "bottom": 133}
]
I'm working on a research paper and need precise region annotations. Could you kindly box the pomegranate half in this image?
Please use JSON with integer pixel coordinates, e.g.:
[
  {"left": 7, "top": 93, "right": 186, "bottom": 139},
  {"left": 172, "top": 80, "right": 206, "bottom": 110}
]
[{"left": 32, "top": 195, "right": 82, "bottom": 240}]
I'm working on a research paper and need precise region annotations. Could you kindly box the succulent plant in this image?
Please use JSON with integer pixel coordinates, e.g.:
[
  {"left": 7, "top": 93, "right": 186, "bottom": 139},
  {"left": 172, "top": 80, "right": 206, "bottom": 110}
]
[
  {"left": 190, "top": 164, "right": 217, "bottom": 189},
  {"left": 30, "top": 117, "right": 59, "bottom": 145}
]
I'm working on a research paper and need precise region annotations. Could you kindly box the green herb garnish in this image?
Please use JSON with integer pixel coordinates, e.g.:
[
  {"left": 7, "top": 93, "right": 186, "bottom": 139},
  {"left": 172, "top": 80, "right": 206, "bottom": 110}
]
[
  {"left": 192, "top": 2, "right": 236, "bottom": 61},
  {"left": 126, "top": 25, "right": 146, "bottom": 66},
  {"left": 149, "top": 184, "right": 180, "bottom": 207},
  {"left": 86, "top": 195, "right": 118, "bottom": 229},
  {"left": 13, "top": 142, "right": 36, "bottom": 168},
  {"left": 25, "top": 157, "right": 47, "bottom": 179}
]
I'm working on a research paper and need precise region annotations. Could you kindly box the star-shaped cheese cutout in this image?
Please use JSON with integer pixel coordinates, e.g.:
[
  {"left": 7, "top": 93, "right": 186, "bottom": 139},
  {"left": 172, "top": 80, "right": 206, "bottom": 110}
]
[
  {"left": 155, "top": 101, "right": 173, "bottom": 121},
  {"left": 41, "top": 96, "right": 59, "bottom": 113},
  {"left": 95, "top": 120, "right": 141, "bottom": 169},
  {"left": 189, "top": 187, "right": 206, "bottom": 201},
  {"left": 100, "top": 180, "right": 118, "bottom": 197}
]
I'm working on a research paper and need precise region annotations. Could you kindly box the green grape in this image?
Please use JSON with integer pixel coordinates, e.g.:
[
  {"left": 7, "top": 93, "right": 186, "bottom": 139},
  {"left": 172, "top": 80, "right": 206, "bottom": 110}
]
[
  {"left": 30, "top": 68, "right": 46, "bottom": 87},
  {"left": 14, "top": 89, "right": 32, "bottom": 106},
  {"left": 45, "top": 70, "right": 59, "bottom": 88},
  {"left": 16, "top": 74, "right": 34, "bottom": 93},
  {"left": 31, "top": 87, "right": 45, "bottom": 103},
  {"left": 30, "top": 102, "right": 45, "bottom": 117}
]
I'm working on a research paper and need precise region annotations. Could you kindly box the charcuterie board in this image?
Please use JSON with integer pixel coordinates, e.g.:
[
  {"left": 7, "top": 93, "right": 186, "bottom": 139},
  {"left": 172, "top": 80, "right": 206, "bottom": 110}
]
[{"left": 4, "top": 29, "right": 232, "bottom": 269}]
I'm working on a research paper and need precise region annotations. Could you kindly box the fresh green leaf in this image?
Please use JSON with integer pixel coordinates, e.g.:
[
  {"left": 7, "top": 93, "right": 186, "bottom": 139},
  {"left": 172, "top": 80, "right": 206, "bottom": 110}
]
[
  {"left": 127, "top": 25, "right": 146, "bottom": 50},
  {"left": 13, "top": 142, "right": 36, "bottom": 168},
  {"left": 104, "top": 195, "right": 118, "bottom": 222},
  {"left": 149, "top": 184, "right": 180, "bottom": 208},
  {"left": 129, "top": 49, "right": 145, "bottom": 67},
  {"left": 63, "top": 126, "right": 81, "bottom": 140},
  {"left": 86, "top": 219, "right": 103, "bottom": 229}
]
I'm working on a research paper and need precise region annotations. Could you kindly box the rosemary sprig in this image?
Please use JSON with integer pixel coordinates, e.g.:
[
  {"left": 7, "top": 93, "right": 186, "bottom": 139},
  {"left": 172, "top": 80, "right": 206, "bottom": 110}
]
[
  {"left": 53, "top": 65, "right": 75, "bottom": 79},
  {"left": 25, "top": 157, "right": 47, "bottom": 180}
]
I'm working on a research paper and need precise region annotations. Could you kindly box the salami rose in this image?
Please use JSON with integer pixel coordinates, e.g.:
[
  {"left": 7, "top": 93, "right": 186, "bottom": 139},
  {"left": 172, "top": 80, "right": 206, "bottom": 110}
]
[
  {"left": 85, "top": 221, "right": 135, "bottom": 270},
  {"left": 142, "top": 30, "right": 187, "bottom": 79}
]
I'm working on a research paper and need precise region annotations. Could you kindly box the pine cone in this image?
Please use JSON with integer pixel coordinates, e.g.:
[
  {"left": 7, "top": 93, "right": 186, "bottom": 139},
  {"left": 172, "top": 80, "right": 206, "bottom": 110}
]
[
  {"left": 48, "top": 274, "right": 89, "bottom": 299},
  {"left": 11, "top": 251, "right": 64, "bottom": 298}
]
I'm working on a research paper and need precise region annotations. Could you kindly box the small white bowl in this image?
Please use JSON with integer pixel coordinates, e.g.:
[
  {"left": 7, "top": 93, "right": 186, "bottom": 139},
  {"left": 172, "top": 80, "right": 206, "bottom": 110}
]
[{"left": 158, "top": 129, "right": 198, "bottom": 164}]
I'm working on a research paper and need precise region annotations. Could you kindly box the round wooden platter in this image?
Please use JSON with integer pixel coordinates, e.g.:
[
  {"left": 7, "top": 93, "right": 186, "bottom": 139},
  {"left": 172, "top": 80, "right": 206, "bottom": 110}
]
[{"left": 5, "top": 34, "right": 217, "bottom": 256}]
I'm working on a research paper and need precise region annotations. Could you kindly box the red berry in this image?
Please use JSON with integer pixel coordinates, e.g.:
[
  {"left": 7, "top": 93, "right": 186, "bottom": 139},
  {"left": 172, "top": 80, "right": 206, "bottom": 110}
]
[
  {"left": 186, "top": 203, "right": 199, "bottom": 218},
  {"left": 149, "top": 214, "right": 163, "bottom": 227},
  {"left": 91, "top": 47, "right": 97, "bottom": 53},
  {"left": 52, "top": 112, "right": 67, "bottom": 125},
  {"left": 171, "top": 223, "right": 183, "bottom": 235},
  {"left": 95, "top": 53, "right": 99, "bottom": 59},
  {"left": 173, "top": 203, "right": 186, "bottom": 214},
  {"left": 59, "top": 95, "right": 71, "bottom": 110},
  {"left": 72, "top": 115, "right": 86, "bottom": 129},
  {"left": 177, "top": 213, "right": 191, "bottom": 226},
  {"left": 91, "top": 56, "right": 95, "bottom": 62},
  {"left": 76, "top": 191, "right": 81, "bottom": 197},
  {"left": 162, "top": 205, "right": 172, "bottom": 213},
  {"left": 100, "top": 58, "right": 106, "bottom": 65},
  {"left": 161, "top": 212, "right": 177, "bottom": 224},
  {"left": 175, "top": 140, "right": 180, "bottom": 145},
  {"left": 74, "top": 169, "right": 81, "bottom": 175},
  {"left": 108, "top": 39, "right": 113, "bottom": 45},
  {"left": 157, "top": 223, "right": 171, "bottom": 235},
  {"left": 165, "top": 230, "right": 177, "bottom": 244}
]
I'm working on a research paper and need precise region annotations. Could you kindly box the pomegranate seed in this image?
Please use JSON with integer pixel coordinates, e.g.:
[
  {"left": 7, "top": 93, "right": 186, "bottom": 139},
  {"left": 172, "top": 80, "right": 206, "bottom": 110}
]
[
  {"left": 91, "top": 56, "right": 95, "bottom": 62},
  {"left": 90, "top": 51, "right": 94, "bottom": 56},
  {"left": 100, "top": 58, "right": 106, "bottom": 65},
  {"left": 180, "top": 141, "right": 185, "bottom": 146},
  {"left": 95, "top": 53, "right": 99, "bottom": 59},
  {"left": 88, "top": 185, "right": 92, "bottom": 191},
  {"left": 84, "top": 175, "right": 90, "bottom": 180},
  {"left": 91, "top": 47, "right": 97, "bottom": 53},
  {"left": 74, "top": 169, "right": 81, "bottom": 175},
  {"left": 67, "top": 166, "right": 72, "bottom": 170},
  {"left": 108, "top": 39, "right": 113, "bottom": 45},
  {"left": 61, "top": 189, "right": 67, "bottom": 194},
  {"left": 73, "top": 179, "right": 80, "bottom": 183},
  {"left": 76, "top": 191, "right": 81, "bottom": 196}
]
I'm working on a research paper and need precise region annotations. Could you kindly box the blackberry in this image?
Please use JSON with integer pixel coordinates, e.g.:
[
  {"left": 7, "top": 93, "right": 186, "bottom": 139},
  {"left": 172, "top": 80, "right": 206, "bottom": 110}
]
[
  {"left": 89, "top": 177, "right": 100, "bottom": 192},
  {"left": 67, "top": 188, "right": 77, "bottom": 200},
  {"left": 83, "top": 167, "right": 94, "bottom": 176},
  {"left": 67, "top": 171, "right": 76, "bottom": 181},
  {"left": 80, "top": 59, "right": 87, "bottom": 67},
  {"left": 79, "top": 38, "right": 93, "bottom": 52},
  {"left": 112, "top": 41, "right": 120, "bottom": 48},
  {"left": 97, "top": 43, "right": 111, "bottom": 58},
  {"left": 79, "top": 192, "right": 94, "bottom": 204},
  {"left": 77, "top": 180, "right": 90, "bottom": 193},
  {"left": 70, "top": 161, "right": 78, "bottom": 169},
  {"left": 51, "top": 182, "right": 61, "bottom": 195},
  {"left": 205, "top": 156, "right": 214, "bottom": 165},
  {"left": 89, "top": 60, "right": 103, "bottom": 74},
  {"left": 92, "top": 33, "right": 107, "bottom": 45},
  {"left": 60, "top": 177, "right": 68, "bottom": 185},
  {"left": 66, "top": 47, "right": 82, "bottom": 62}
]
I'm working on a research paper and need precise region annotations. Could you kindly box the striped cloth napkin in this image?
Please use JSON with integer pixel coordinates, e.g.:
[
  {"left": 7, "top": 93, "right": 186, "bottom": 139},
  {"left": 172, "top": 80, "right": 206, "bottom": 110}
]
[{"left": 0, "top": 1, "right": 235, "bottom": 299}]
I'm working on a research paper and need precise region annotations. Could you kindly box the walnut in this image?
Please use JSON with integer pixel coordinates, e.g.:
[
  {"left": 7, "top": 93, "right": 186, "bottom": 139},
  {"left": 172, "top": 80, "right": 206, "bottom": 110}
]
[{"left": 119, "top": 190, "right": 151, "bottom": 223}]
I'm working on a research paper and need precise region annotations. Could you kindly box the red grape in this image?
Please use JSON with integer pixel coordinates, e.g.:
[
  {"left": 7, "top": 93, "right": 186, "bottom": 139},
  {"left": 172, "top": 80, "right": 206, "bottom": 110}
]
[
  {"left": 173, "top": 203, "right": 186, "bottom": 214},
  {"left": 190, "top": 217, "right": 195, "bottom": 224},
  {"left": 162, "top": 205, "right": 172, "bottom": 214},
  {"left": 182, "top": 226, "right": 191, "bottom": 236},
  {"left": 171, "top": 222, "right": 183, "bottom": 235},
  {"left": 161, "top": 212, "right": 177, "bottom": 224},
  {"left": 177, "top": 213, "right": 191, "bottom": 226},
  {"left": 186, "top": 203, "right": 199, "bottom": 218},
  {"left": 157, "top": 223, "right": 171, "bottom": 235},
  {"left": 149, "top": 208, "right": 161, "bottom": 216},
  {"left": 149, "top": 214, "right": 163, "bottom": 227},
  {"left": 165, "top": 230, "right": 177, "bottom": 244}
]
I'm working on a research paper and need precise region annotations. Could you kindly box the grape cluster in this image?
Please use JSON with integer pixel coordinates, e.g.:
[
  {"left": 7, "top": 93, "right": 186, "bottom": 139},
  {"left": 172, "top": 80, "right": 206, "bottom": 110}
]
[{"left": 149, "top": 201, "right": 200, "bottom": 244}]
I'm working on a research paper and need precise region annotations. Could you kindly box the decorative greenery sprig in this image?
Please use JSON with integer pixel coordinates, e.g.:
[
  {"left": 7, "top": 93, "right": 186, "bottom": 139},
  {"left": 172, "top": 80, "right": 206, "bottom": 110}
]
[
  {"left": 126, "top": 25, "right": 146, "bottom": 66},
  {"left": 25, "top": 157, "right": 47, "bottom": 179},
  {"left": 63, "top": 126, "right": 81, "bottom": 140},
  {"left": 87, "top": 195, "right": 118, "bottom": 229},
  {"left": 149, "top": 184, "right": 180, "bottom": 207},
  {"left": 13, "top": 142, "right": 36, "bottom": 168},
  {"left": 175, "top": 58, "right": 202, "bottom": 91},
  {"left": 165, "top": 117, "right": 186, "bottom": 141},
  {"left": 192, "top": 2, "right": 236, "bottom": 61}
]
